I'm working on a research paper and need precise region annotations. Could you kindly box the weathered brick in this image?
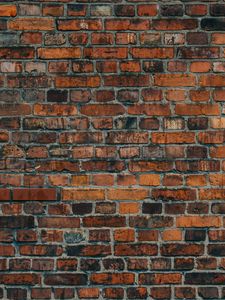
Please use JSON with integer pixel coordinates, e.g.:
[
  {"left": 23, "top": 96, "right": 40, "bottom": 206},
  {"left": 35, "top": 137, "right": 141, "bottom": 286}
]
[{"left": 9, "top": 18, "right": 54, "bottom": 30}]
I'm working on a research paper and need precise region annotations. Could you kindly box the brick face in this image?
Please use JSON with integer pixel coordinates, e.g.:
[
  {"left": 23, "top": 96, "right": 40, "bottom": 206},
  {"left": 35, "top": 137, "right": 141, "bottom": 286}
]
[{"left": 0, "top": 1, "right": 224, "bottom": 299}]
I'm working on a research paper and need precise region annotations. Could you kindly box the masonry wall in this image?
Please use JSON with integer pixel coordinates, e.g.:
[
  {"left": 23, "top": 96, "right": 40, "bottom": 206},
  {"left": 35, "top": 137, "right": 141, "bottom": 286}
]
[{"left": 0, "top": 1, "right": 225, "bottom": 299}]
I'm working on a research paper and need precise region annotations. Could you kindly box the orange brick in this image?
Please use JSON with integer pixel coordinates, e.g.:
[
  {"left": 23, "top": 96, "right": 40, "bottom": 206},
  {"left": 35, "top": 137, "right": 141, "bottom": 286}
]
[
  {"left": 186, "top": 175, "right": 206, "bottom": 186},
  {"left": 114, "top": 229, "right": 135, "bottom": 242},
  {"left": 77, "top": 288, "right": 99, "bottom": 299},
  {"left": 190, "top": 62, "right": 211, "bottom": 72},
  {"left": 0, "top": 5, "right": 17, "bottom": 16},
  {"left": 176, "top": 216, "right": 221, "bottom": 227},
  {"left": 119, "top": 203, "right": 140, "bottom": 214},
  {"left": 107, "top": 188, "right": 148, "bottom": 200},
  {"left": 162, "top": 229, "right": 182, "bottom": 241},
  {"left": 9, "top": 18, "right": 54, "bottom": 30},
  {"left": 62, "top": 189, "right": 105, "bottom": 201},
  {"left": 155, "top": 74, "right": 196, "bottom": 86},
  {"left": 139, "top": 174, "right": 160, "bottom": 186},
  {"left": 152, "top": 132, "right": 195, "bottom": 144}
]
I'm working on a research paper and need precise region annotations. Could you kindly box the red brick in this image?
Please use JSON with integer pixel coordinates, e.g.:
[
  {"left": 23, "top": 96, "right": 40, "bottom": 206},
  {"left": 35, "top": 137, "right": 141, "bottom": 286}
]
[
  {"left": 139, "top": 273, "right": 182, "bottom": 284},
  {"left": 104, "top": 75, "right": 150, "bottom": 87},
  {"left": 152, "top": 132, "right": 195, "bottom": 144},
  {"left": 62, "top": 189, "right": 105, "bottom": 201},
  {"left": 175, "top": 104, "right": 220, "bottom": 116},
  {"left": 55, "top": 76, "right": 101, "bottom": 88},
  {"left": 105, "top": 19, "right": 149, "bottom": 31},
  {"left": 153, "top": 19, "right": 198, "bottom": 30},
  {"left": 176, "top": 216, "right": 221, "bottom": 227},
  {"left": 0, "top": 48, "right": 35, "bottom": 59},
  {"left": 91, "top": 273, "right": 134, "bottom": 285},
  {"left": 130, "top": 47, "right": 173, "bottom": 58},
  {"left": 38, "top": 217, "right": 80, "bottom": 228},
  {"left": 13, "top": 189, "right": 56, "bottom": 201},
  {"left": 58, "top": 19, "right": 102, "bottom": 31},
  {"left": 155, "top": 74, "right": 196, "bottom": 86},
  {"left": 84, "top": 47, "right": 127, "bottom": 59},
  {"left": 38, "top": 47, "right": 81, "bottom": 59},
  {"left": 81, "top": 104, "right": 125, "bottom": 116},
  {"left": 137, "top": 4, "right": 157, "bottom": 16}
]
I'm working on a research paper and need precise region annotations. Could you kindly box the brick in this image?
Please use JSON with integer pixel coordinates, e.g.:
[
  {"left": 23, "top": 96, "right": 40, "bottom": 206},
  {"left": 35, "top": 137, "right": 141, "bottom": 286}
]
[
  {"left": 62, "top": 189, "right": 105, "bottom": 201},
  {"left": 161, "top": 244, "right": 204, "bottom": 256},
  {"left": 162, "top": 229, "right": 182, "bottom": 241},
  {"left": 115, "top": 5, "right": 135, "bottom": 17},
  {"left": 199, "top": 189, "right": 225, "bottom": 200},
  {"left": 151, "top": 287, "right": 171, "bottom": 299},
  {"left": 114, "top": 229, "right": 135, "bottom": 242},
  {"left": 81, "top": 104, "right": 125, "bottom": 116},
  {"left": 0, "top": 47, "right": 35, "bottom": 59},
  {"left": 58, "top": 19, "right": 102, "bottom": 31},
  {"left": 201, "top": 19, "right": 225, "bottom": 31},
  {"left": 198, "top": 287, "right": 218, "bottom": 299},
  {"left": 44, "top": 274, "right": 87, "bottom": 285},
  {"left": 153, "top": 19, "right": 198, "bottom": 30},
  {"left": 106, "top": 132, "right": 148, "bottom": 144},
  {"left": 34, "top": 104, "right": 77, "bottom": 116},
  {"left": 0, "top": 274, "right": 40, "bottom": 285},
  {"left": 91, "top": 273, "right": 134, "bottom": 285},
  {"left": 128, "top": 104, "right": 170, "bottom": 116},
  {"left": 185, "top": 272, "right": 225, "bottom": 285},
  {"left": 152, "top": 132, "right": 195, "bottom": 144},
  {"left": 212, "top": 33, "right": 225, "bottom": 44},
  {"left": 152, "top": 189, "right": 196, "bottom": 201},
  {"left": 9, "top": 18, "right": 54, "bottom": 30},
  {"left": 31, "top": 288, "right": 51, "bottom": 299},
  {"left": 55, "top": 76, "right": 101, "bottom": 88},
  {"left": 176, "top": 104, "right": 220, "bottom": 116},
  {"left": 129, "top": 161, "right": 173, "bottom": 172},
  {"left": 103, "top": 288, "right": 124, "bottom": 299},
  {"left": 199, "top": 75, "right": 225, "bottom": 87},
  {"left": 105, "top": 19, "right": 149, "bottom": 31},
  {"left": 83, "top": 216, "right": 125, "bottom": 227},
  {"left": 84, "top": 47, "right": 127, "bottom": 59},
  {"left": 104, "top": 75, "right": 150, "bottom": 87},
  {"left": 43, "top": 4, "right": 64, "bottom": 16},
  {"left": 107, "top": 188, "right": 148, "bottom": 200},
  {"left": 139, "top": 273, "right": 182, "bottom": 284},
  {"left": 68, "top": 4, "right": 87, "bottom": 16},
  {"left": 139, "top": 174, "right": 160, "bottom": 186},
  {"left": 176, "top": 216, "right": 221, "bottom": 228},
  {"left": 13, "top": 189, "right": 56, "bottom": 201},
  {"left": 130, "top": 48, "right": 173, "bottom": 59},
  {"left": 0, "top": 5, "right": 16, "bottom": 17},
  {"left": 38, "top": 217, "right": 80, "bottom": 228},
  {"left": 21, "top": 32, "right": 42, "bottom": 44},
  {"left": 155, "top": 74, "right": 196, "bottom": 86},
  {"left": 91, "top": 33, "right": 113, "bottom": 45},
  {"left": 77, "top": 288, "right": 99, "bottom": 299},
  {"left": 142, "top": 203, "right": 162, "bottom": 214},
  {"left": 38, "top": 47, "right": 81, "bottom": 59},
  {"left": 161, "top": 5, "right": 183, "bottom": 16},
  {"left": 130, "top": 216, "right": 173, "bottom": 228},
  {"left": 177, "top": 47, "right": 218, "bottom": 59},
  {"left": 91, "top": 5, "right": 111, "bottom": 16},
  {"left": 186, "top": 5, "right": 207, "bottom": 16}
]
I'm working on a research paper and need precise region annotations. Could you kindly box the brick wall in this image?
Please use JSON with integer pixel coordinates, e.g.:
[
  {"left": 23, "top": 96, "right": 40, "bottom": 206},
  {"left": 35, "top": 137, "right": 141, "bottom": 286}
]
[{"left": 0, "top": 1, "right": 225, "bottom": 299}]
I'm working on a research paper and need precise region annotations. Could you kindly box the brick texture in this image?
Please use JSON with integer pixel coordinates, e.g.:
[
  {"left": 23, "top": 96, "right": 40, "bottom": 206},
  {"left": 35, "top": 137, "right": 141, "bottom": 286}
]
[{"left": 0, "top": 1, "right": 225, "bottom": 299}]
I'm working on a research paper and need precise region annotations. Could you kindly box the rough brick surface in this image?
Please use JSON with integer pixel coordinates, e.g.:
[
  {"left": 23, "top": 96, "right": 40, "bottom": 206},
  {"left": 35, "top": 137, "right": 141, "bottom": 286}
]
[{"left": 0, "top": 1, "right": 225, "bottom": 299}]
